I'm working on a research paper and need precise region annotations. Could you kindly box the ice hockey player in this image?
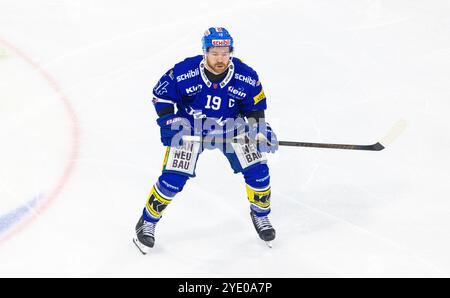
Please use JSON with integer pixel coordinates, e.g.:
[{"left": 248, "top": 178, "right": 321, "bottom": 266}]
[{"left": 133, "top": 27, "right": 279, "bottom": 254}]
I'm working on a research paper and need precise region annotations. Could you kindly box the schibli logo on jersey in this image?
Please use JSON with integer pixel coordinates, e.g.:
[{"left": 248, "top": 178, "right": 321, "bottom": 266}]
[
  {"left": 234, "top": 73, "right": 256, "bottom": 86},
  {"left": 186, "top": 84, "right": 202, "bottom": 94},
  {"left": 228, "top": 86, "right": 247, "bottom": 98},
  {"left": 177, "top": 68, "right": 200, "bottom": 82},
  {"left": 212, "top": 39, "right": 231, "bottom": 46}
]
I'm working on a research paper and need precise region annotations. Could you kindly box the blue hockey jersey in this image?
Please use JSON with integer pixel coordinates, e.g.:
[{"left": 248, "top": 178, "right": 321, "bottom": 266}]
[{"left": 151, "top": 55, "right": 267, "bottom": 128}]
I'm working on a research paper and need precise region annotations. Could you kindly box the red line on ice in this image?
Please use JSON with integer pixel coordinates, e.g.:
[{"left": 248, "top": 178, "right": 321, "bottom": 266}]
[{"left": 0, "top": 37, "right": 81, "bottom": 245}]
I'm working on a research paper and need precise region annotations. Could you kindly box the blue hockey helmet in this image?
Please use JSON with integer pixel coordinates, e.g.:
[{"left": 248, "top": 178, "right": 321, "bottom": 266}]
[{"left": 201, "top": 27, "right": 234, "bottom": 52}]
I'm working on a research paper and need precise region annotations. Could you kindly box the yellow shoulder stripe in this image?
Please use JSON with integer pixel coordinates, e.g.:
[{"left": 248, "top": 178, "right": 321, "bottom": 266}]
[{"left": 253, "top": 88, "right": 266, "bottom": 105}]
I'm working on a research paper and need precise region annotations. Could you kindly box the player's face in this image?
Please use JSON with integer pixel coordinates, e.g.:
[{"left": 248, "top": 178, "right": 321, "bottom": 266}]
[{"left": 206, "top": 47, "right": 231, "bottom": 74}]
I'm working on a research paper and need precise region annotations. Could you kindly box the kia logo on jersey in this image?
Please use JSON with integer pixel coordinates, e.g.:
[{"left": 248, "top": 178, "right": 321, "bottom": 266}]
[
  {"left": 186, "top": 84, "right": 202, "bottom": 94},
  {"left": 212, "top": 39, "right": 231, "bottom": 46}
]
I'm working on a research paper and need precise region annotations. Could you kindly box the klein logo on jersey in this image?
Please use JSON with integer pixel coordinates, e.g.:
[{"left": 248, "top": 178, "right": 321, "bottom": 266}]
[
  {"left": 228, "top": 86, "right": 247, "bottom": 98},
  {"left": 176, "top": 68, "right": 199, "bottom": 82},
  {"left": 186, "top": 84, "right": 202, "bottom": 94},
  {"left": 234, "top": 73, "right": 256, "bottom": 86},
  {"left": 212, "top": 39, "right": 231, "bottom": 46}
]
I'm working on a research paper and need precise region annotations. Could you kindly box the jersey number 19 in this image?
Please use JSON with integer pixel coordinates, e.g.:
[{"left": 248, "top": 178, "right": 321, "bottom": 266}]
[{"left": 205, "top": 95, "right": 222, "bottom": 110}]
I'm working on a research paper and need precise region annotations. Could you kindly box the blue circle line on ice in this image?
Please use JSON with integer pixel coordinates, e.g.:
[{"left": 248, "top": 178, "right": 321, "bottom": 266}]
[{"left": 0, "top": 195, "right": 43, "bottom": 235}]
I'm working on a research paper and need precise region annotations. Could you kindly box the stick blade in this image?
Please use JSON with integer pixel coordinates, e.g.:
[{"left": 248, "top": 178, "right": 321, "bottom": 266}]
[{"left": 380, "top": 119, "right": 407, "bottom": 147}]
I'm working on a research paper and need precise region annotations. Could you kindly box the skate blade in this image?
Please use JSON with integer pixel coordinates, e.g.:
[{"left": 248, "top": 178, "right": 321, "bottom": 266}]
[
  {"left": 133, "top": 237, "right": 150, "bottom": 255},
  {"left": 265, "top": 241, "right": 273, "bottom": 248}
]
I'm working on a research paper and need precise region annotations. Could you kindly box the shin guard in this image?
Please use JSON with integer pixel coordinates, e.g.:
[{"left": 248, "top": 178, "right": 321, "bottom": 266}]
[
  {"left": 246, "top": 184, "right": 271, "bottom": 216},
  {"left": 144, "top": 184, "right": 172, "bottom": 222}
]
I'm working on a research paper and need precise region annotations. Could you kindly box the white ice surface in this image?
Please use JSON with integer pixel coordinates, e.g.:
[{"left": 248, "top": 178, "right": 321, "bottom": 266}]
[{"left": 1, "top": 0, "right": 450, "bottom": 277}]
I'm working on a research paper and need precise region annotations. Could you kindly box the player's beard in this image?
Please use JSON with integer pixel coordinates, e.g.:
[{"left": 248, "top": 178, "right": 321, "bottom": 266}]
[
  {"left": 206, "top": 60, "right": 229, "bottom": 75},
  {"left": 213, "top": 63, "right": 227, "bottom": 73}
]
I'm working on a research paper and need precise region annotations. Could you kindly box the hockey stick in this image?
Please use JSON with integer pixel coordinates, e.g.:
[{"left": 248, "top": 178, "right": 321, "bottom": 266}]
[
  {"left": 279, "top": 119, "right": 406, "bottom": 151},
  {"left": 278, "top": 119, "right": 407, "bottom": 151},
  {"left": 183, "top": 119, "right": 407, "bottom": 151},
  {"left": 278, "top": 140, "right": 384, "bottom": 151}
]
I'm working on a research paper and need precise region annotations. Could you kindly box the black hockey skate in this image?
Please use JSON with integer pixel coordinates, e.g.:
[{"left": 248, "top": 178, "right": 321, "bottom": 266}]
[
  {"left": 133, "top": 215, "right": 157, "bottom": 254},
  {"left": 250, "top": 211, "right": 276, "bottom": 248}
]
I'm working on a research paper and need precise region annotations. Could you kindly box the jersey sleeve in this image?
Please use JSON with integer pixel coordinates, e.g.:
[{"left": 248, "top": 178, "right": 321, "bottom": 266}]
[
  {"left": 151, "top": 68, "right": 180, "bottom": 117},
  {"left": 238, "top": 72, "right": 268, "bottom": 115}
]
